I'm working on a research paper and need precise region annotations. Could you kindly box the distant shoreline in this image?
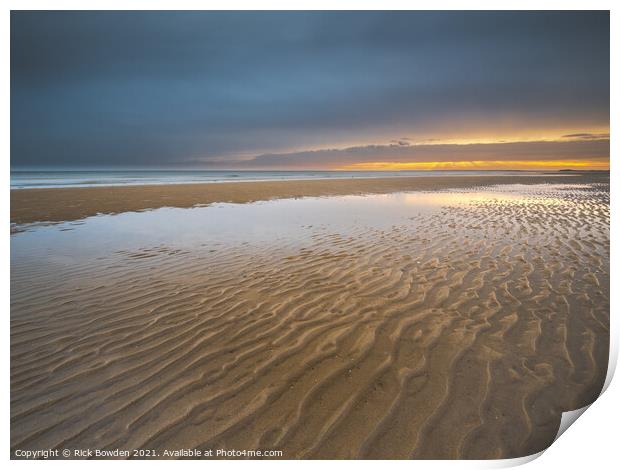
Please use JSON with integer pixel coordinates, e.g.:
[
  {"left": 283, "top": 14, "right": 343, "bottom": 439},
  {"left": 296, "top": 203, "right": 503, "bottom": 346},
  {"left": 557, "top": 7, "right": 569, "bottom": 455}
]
[
  {"left": 10, "top": 169, "right": 609, "bottom": 190},
  {"left": 10, "top": 172, "right": 609, "bottom": 226}
]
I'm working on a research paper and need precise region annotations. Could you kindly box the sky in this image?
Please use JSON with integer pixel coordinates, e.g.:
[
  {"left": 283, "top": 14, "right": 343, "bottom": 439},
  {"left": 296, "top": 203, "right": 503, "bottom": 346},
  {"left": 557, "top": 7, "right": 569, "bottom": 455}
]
[{"left": 11, "top": 11, "right": 609, "bottom": 170}]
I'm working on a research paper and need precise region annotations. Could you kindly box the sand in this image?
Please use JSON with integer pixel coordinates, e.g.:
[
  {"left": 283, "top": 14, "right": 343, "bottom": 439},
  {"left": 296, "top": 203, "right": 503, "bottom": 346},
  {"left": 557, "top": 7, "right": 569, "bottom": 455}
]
[
  {"left": 8, "top": 173, "right": 601, "bottom": 225},
  {"left": 10, "top": 176, "right": 609, "bottom": 459}
]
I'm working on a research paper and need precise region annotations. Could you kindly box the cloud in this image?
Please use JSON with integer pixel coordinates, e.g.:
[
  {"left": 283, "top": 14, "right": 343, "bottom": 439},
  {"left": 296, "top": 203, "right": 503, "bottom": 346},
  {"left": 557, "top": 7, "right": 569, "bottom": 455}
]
[
  {"left": 562, "top": 133, "right": 610, "bottom": 140},
  {"left": 10, "top": 11, "right": 610, "bottom": 168},
  {"left": 196, "top": 139, "right": 610, "bottom": 169}
]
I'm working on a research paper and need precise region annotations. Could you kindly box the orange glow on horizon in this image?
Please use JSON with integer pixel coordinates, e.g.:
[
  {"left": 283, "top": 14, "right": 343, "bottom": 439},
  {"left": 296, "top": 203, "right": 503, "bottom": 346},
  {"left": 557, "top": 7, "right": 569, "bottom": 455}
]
[
  {"left": 337, "top": 159, "right": 610, "bottom": 171},
  {"left": 252, "top": 128, "right": 610, "bottom": 157}
]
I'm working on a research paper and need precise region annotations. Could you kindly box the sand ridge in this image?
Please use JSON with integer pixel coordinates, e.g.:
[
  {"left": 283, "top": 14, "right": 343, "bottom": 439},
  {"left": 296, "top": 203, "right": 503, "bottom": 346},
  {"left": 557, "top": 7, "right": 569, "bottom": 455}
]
[
  {"left": 9, "top": 173, "right": 604, "bottom": 226},
  {"left": 10, "top": 183, "right": 609, "bottom": 459}
]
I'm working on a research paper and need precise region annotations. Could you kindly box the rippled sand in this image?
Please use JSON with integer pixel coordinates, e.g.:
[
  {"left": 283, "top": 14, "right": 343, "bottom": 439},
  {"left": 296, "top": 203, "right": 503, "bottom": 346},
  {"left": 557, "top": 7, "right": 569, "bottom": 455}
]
[{"left": 10, "top": 181, "right": 609, "bottom": 459}]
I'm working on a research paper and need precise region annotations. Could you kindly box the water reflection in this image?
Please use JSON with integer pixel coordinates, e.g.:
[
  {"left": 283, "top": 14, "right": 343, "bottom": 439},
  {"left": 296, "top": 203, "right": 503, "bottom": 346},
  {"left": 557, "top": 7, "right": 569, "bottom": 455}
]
[{"left": 10, "top": 184, "right": 603, "bottom": 266}]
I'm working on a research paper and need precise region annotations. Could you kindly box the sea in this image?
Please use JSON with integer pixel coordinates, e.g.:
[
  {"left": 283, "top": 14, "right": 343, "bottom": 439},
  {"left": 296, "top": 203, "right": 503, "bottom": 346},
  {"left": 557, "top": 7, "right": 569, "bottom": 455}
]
[{"left": 10, "top": 170, "right": 545, "bottom": 189}]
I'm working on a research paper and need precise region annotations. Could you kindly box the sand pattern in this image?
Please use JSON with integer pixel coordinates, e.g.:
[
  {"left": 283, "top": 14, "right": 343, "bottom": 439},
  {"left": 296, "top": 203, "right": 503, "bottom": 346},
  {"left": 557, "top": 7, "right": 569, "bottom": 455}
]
[{"left": 11, "top": 184, "right": 609, "bottom": 459}]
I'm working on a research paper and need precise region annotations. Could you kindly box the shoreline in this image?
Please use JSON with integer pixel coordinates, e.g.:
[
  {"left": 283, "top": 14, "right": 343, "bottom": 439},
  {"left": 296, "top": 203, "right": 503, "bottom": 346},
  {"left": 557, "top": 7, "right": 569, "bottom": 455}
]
[
  {"left": 7, "top": 172, "right": 557, "bottom": 190},
  {"left": 10, "top": 173, "right": 607, "bottom": 226},
  {"left": 10, "top": 170, "right": 609, "bottom": 190}
]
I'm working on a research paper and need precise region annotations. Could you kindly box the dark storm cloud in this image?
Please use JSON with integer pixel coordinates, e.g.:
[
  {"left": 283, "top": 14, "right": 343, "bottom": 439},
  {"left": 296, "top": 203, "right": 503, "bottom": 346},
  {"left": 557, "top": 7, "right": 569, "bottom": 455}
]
[
  {"left": 11, "top": 11, "right": 609, "bottom": 168},
  {"left": 562, "top": 133, "right": 610, "bottom": 140},
  {"left": 220, "top": 139, "right": 610, "bottom": 169}
]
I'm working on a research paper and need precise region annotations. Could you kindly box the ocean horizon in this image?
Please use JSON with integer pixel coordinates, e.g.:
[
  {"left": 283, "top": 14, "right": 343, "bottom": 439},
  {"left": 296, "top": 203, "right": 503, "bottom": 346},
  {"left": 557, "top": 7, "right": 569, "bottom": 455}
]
[{"left": 10, "top": 169, "right": 562, "bottom": 189}]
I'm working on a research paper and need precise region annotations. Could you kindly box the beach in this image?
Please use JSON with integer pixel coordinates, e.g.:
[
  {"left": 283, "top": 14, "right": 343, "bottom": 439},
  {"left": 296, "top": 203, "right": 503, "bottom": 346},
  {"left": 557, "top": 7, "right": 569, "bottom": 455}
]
[
  {"left": 10, "top": 173, "right": 594, "bottom": 225},
  {"left": 10, "top": 174, "right": 610, "bottom": 459}
]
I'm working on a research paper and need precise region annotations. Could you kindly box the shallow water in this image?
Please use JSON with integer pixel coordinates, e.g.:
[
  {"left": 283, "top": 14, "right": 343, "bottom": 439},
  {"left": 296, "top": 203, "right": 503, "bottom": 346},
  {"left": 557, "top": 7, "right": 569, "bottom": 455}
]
[{"left": 10, "top": 184, "right": 598, "bottom": 263}]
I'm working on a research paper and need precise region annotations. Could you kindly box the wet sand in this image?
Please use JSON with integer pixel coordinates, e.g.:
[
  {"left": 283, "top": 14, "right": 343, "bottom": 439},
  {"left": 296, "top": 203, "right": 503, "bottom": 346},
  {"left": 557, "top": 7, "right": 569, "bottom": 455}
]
[
  {"left": 9, "top": 173, "right": 599, "bottom": 225},
  {"left": 10, "top": 178, "right": 609, "bottom": 459}
]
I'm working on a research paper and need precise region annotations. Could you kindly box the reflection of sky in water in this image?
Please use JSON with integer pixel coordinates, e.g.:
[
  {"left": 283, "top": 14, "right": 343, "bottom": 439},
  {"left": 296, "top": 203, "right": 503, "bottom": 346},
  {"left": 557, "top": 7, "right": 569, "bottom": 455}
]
[{"left": 10, "top": 186, "right": 595, "bottom": 265}]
